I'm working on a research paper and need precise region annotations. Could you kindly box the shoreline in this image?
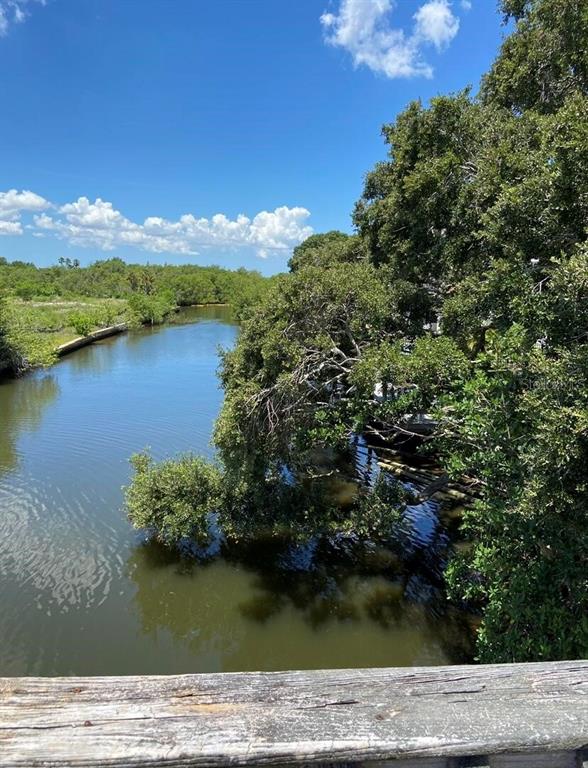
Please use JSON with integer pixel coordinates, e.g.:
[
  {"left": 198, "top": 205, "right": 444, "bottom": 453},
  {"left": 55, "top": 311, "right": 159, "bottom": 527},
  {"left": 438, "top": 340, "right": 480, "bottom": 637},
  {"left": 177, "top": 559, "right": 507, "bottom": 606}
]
[
  {"left": 56, "top": 322, "right": 128, "bottom": 358},
  {"left": 1, "top": 303, "right": 234, "bottom": 380}
]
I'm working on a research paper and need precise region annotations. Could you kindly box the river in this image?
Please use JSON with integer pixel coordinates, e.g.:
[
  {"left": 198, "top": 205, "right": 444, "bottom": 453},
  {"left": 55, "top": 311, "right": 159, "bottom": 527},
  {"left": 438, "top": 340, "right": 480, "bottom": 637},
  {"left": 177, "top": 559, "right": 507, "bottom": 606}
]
[{"left": 0, "top": 306, "right": 471, "bottom": 675}]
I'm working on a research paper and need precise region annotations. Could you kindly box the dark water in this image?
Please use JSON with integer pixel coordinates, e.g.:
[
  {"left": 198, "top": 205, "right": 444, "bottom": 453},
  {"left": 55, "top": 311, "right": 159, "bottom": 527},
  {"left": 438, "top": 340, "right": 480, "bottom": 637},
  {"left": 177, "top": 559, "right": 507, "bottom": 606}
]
[{"left": 0, "top": 306, "right": 470, "bottom": 676}]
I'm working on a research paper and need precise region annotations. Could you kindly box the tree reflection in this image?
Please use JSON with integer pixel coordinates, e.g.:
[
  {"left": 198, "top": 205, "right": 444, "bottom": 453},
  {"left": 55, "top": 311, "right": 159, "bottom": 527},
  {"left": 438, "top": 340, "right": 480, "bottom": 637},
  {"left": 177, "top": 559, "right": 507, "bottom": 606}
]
[
  {"left": 0, "top": 373, "right": 59, "bottom": 473},
  {"left": 126, "top": 523, "right": 475, "bottom": 671}
]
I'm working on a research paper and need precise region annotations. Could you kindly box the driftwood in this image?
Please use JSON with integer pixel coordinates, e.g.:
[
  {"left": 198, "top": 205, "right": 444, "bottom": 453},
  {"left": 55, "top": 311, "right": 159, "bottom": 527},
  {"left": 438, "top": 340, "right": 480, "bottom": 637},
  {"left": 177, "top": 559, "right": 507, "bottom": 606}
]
[{"left": 0, "top": 661, "right": 587, "bottom": 767}]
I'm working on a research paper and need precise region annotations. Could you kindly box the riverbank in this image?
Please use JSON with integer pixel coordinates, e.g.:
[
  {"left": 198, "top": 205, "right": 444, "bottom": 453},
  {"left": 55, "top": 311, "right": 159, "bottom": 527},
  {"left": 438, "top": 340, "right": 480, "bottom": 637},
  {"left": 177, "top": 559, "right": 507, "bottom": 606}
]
[
  {"left": 0, "top": 297, "right": 129, "bottom": 378},
  {"left": 0, "top": 261, "right": 267, "bottom": 379},
  {"left": 56, "top": 323, "right": 128, "bottom": 357},
  {"left": 0, "top": 300, "right": 240, "bottom": 381},
  {"left": 56, "top": 304, "right": 234, "bottom": 357}
]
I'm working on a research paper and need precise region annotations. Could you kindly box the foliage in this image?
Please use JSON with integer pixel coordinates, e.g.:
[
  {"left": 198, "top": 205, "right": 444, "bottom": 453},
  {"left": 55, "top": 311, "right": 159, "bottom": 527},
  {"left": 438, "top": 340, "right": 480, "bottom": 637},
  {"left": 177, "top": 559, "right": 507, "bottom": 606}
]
[
  {"left": 127, "top": 292, "right": 176, "bottom": 327},
  {"left": 483, "top": 0, "right": 588, "bottom": 113},
  {"left": 437, "top": 339, "right": 588, "bottom": 661},
  {"left": 0, "top": 296, "right": 20, "bottom": 373},
  {"left": 288, "top": 231, "right": 364, "bottom": 272},
  {"left": 0, "top": 257, "right": 268, "bottom": 313},
  {"left": 125, "top": 453, "right": 223, "bottom": 546},
  {"left": 350, "top": 473, "right": 407, "bottom": 541},
  {"left": 68, "top": 311, "right": 95, "bottom": 337},
  {"left": 214, "top": 261, "right": 396, "bottom": 475}
]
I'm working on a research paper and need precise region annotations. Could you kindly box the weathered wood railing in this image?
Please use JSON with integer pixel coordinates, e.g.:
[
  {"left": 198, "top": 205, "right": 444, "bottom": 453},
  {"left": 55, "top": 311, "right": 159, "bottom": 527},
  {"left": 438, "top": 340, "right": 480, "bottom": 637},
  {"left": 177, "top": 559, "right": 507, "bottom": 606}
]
[{"left": 1, "top": 662, "right": 587, "bottom": 767}]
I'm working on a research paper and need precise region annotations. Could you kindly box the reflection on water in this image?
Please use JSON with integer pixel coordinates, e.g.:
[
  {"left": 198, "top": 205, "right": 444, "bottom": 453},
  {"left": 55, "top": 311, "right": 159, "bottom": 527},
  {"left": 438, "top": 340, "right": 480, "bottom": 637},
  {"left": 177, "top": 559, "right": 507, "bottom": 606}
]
[
  {"left": 0, "top": 306, "right": 471, "bottom": 676},
  {"left": 0, "top": 373, "right": 59, "bottom": 472},
  {"left": 128, "top": 537, "right": 472, "bottom": 672}
]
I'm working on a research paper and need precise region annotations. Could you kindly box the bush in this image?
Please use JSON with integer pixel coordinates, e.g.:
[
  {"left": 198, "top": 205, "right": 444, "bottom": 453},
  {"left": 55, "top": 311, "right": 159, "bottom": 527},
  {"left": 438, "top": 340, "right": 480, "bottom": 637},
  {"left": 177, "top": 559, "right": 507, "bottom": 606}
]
[
  {"left": 68, "top": 311, "right": 95, "bottom": 336},
  {"left": 15, "top": 282, "right": 37, "bottom": 301},
  {"left": 125, "top": 453, "right": 223, "bottom": 545},
  {"left": 127, "top": 292, "right": 175, "bottom": 326}
]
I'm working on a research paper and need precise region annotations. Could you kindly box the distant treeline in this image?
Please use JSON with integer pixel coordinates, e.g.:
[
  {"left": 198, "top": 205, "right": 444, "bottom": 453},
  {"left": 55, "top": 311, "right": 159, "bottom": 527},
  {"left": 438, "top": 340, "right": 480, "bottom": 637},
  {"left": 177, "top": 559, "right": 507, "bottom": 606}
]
[
  {"left": 0, "top": 257, "right": 271, "bottom": 375},
  {"left": 0, "top": 257, "right": 270, "bottom": 316}
]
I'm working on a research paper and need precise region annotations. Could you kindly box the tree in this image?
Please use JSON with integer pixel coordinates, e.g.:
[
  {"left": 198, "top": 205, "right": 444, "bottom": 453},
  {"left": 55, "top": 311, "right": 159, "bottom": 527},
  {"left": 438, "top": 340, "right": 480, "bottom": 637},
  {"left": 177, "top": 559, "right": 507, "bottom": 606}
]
[
  {"left": 436, "top": 324, "right": 588, "bottom": 661},
  {"left": 354, "top": 91, "right": 481, "bottom": 285},
  {"left": 211, "top": 262, "right": 395, "bottom": 504},
  {"left": 288, "top": 231, "right": 364, "bottom": 272},
  {"left": 127, "top": 291, "right": 175, "bottom": 326},
  {"left": 482, "top": 0, "right": 588, "bottom": 114},
  {"left": 126, "top": 453, "right": 223, "bottom": 546}
]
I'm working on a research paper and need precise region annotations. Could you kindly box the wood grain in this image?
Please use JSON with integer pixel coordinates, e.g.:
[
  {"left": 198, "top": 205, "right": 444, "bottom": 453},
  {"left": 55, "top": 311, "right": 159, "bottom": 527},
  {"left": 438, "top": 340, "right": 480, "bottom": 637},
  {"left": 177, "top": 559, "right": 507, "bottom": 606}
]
[
  {"left": 0, "top": 661, "right": 587, "bottom": 767},
  {"left": 488, "top": 752, "right": 579, "bottom": 766}
]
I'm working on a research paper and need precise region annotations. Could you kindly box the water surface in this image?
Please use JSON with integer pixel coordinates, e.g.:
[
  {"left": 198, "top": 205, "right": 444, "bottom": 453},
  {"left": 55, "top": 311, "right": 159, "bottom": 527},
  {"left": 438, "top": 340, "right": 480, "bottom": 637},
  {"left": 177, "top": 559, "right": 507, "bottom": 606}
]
[{"left": 0, "top": 306, "right": 470, "bottom": 675}]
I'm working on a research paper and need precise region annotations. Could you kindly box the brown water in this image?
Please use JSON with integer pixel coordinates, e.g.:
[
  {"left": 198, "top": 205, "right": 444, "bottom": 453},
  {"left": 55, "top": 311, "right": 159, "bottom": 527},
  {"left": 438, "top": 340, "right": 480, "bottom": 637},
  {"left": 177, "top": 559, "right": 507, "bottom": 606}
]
[{"left": 0, "top": 306, "right": 471, "bottom": 675}]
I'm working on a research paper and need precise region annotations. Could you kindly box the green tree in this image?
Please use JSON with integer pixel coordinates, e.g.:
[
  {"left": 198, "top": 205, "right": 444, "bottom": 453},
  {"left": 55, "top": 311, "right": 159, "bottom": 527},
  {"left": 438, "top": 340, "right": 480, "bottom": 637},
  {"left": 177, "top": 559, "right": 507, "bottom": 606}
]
[
  {"left": 288, "top": 231, "right": 363, "bottom": 272},
  {"left": 126, "top": 453, "right": 223, "bottom": 546},
  {"left": 482, "top": 0, "right": 588, "bottom": 113}
]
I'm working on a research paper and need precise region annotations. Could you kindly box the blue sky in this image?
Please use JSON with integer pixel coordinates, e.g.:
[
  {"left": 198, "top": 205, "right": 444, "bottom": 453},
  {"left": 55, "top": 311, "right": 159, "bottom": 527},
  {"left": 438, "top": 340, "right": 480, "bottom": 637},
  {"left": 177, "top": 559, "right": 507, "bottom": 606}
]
[{"left": 0, "top": 0, "right": 506, "bottom": 275}]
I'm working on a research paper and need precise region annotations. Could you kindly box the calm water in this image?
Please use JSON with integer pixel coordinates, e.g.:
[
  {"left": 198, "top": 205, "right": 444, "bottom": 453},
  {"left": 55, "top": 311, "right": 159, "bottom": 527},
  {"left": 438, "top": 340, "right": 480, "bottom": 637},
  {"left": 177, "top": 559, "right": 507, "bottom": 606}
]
[{"left": 0, "top": 306, "right": 470, "bottom": 676}]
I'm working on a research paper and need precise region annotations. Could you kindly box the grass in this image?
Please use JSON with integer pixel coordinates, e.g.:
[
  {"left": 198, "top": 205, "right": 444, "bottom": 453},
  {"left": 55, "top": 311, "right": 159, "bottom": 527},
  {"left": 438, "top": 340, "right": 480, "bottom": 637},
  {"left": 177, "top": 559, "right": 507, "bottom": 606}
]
[
  {"left": 6, "top": 296, "right": 128, "bottom": 346},
  {"left": 2, "top": 296, "right": 130, "bottom": 369}
]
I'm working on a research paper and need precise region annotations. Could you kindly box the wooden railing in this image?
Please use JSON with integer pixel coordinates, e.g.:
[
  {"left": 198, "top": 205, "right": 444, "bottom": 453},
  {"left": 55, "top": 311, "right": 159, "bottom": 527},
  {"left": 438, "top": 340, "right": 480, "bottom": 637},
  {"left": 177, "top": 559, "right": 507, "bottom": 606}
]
[{"left": 1, "top": 661, "right": 587, "bottom": 767}]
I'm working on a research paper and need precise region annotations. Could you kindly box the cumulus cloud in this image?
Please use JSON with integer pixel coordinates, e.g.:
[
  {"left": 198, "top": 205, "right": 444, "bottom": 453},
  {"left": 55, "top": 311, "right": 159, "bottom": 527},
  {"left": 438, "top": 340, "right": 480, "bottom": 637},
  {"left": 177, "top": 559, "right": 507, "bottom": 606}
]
[
  {"left": 414, "top": 0, "right": 460, "bottom": 50},
  {"left": 0, "top": 220, "right": 23, "bottom": 235},
  {"left": 16, "top": 193, "right": 313, "bottom": 258},
  {"left": 320, "top": 0, "right": 460, "bottom": 79},
  {"left": 0, "top": 189, "right": 50, "bottom": 235},
  {"left": 0, "top": 0, "right": 45, "bottom": 36}
]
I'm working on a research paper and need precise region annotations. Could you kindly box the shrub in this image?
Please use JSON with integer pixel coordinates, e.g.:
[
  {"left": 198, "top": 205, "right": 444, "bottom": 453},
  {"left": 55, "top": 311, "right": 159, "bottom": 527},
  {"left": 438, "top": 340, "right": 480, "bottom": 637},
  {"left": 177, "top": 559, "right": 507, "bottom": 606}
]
[
  {"left": 127, "top": 292, "right": 175, "bottom": 326},
  {"left": 15, "top": 282, "right": 37, "bottom": 301},
  {"left": 68, "top": 311, "right": 95, "bottom": 337},
  {"left": 125, "top": 453, "right": 223, "bottom": 545}
]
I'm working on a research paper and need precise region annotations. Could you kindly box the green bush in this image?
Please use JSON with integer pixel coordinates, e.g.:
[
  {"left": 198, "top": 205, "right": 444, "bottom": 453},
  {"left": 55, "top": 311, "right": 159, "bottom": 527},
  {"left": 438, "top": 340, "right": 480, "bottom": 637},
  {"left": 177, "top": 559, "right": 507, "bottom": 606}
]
[
  {"left": 127, "top": 292, "right": 175, "bottom": 326},
  {"left": 68, "top": 311, "right": 95, "bottom": 337},
  {"left": 14, "top": 282, "right": 37, "bottom": 301},
  {"left": 125, "top": 453, "right": 223, "bottom": 545}
]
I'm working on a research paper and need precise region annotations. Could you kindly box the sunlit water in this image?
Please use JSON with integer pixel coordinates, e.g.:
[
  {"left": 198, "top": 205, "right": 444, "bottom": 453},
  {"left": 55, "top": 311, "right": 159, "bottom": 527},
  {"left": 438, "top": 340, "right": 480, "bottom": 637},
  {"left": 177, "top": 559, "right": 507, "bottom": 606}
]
[{"left": 0, "top": 306, "right": 471, "bottom": 675}]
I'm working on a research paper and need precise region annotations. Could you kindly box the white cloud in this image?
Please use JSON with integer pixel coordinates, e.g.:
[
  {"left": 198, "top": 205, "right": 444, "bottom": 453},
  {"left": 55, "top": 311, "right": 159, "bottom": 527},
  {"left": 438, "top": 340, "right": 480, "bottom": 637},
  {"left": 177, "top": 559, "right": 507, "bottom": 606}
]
[
  {"left": 0, "top": 189, "right": 50, "bottom": 236},
  {"left": 0, "top": 0, "right": 45, "bottom": 37},
  {"left": 320, "top": 0, "right": 460, "bottom": 79},
  {"left": 414, "top": 0, "right": 460, "bottom": 50},
  {"left": 0, "top": 220, "right": 23, "bottom": 235},
  {"left": 0, "top": 189, "right": 49, "bottom": 218},
  {"left": 461, "top": 1, "right": 472, "bottom": 10},
  {"left": 26, "top": 194, "right": 313, "bottom": 258}
]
